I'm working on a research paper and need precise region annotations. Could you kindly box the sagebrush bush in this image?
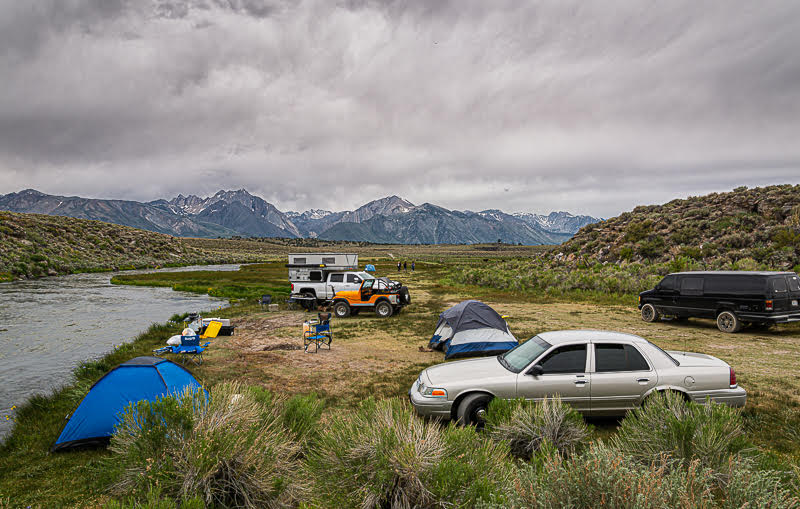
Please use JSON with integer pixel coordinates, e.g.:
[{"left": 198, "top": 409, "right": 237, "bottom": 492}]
[
  {"left": 485, "top": 397, "right": 588, "bottom": 460},
  {"left": 309, "top": 398, "right": 510, "bottom": 508},
  {"left": 612, "top": 391, "right": 748, "bottom": 475},
  {"left": 505, "top": 442, "right": 715, "bottom": 509},
  {"left": 109, "top": 383, "right": 305, "bottom": 509},
  {"left": 722, "top": 458, "right": 800, "bottom": 509}
]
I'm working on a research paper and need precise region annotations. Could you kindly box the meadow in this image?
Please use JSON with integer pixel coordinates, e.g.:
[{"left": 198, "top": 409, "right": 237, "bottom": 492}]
[{"left": 1, "top": 250, "right": 799, "bottom": 507}]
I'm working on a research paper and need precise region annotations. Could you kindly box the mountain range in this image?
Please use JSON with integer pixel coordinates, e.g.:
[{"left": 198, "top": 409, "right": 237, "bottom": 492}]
[{"left": 0, "top": 189, "right": 600, "bottom": 245}]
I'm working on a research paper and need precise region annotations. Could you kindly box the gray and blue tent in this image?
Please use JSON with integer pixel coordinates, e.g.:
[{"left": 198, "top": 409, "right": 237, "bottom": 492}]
[
  {"left": 429, "top": 300, "right": 518, "bottom": 359},
  {"left": 52, "top": 356, "right": 202, "bottom": 452}
]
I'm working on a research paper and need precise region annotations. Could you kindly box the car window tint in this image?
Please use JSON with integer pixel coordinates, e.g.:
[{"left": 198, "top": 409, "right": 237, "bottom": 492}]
[
  {"left": 789, "top": 276, "right": 800, "bottom": 292},
  {"left": 346, "top": 274, "right": 361, "bottom": 283},
  {"left": 659, "top": 275, "right": 676, "bottom": 290},
  {"left": 772, "top": 278, "right": 788, "bottom": 293},
  {"left": 679, "top": 277, "right": 704, "bottom": 296},
  {"left": 595, "top": 344, "right": 650, "bottom": 372},
  {"left": 705, "top": 276, "right": 765, "bottom": 293},
  {"left": 329, "top": 274, "right": 344, "bottom": 283},
  {"left": 539, "top": 344, "right": 586, "bottom": 374}
]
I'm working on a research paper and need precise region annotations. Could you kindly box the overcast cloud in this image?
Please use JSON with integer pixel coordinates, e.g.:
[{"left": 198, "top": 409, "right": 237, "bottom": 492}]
[{"left": 0, "top": 0, "right": 798, "bottom": 217}]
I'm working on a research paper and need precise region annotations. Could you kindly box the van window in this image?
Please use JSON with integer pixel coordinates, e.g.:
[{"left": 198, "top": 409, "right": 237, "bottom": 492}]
[
  {"left": 659, "top": 275, "right": 676, "bottom": 291},
  {"left": 310, "top": 271, "right": 322, "bottom": 281},
  {"left": 322, "top": 257, "right": 336, "bottom": 264},
  {"left": 680, "top": 277, "right": 704, "bottom": 295},
  {"left": 329, "top": 274, "right": 344, "bottom": 283},
  {"left": 789, "top": 276, "right": 800, "bottom": 292},
  {"left": 346, "top": 274, "right": 361, "bottom": 284},
  {"left": 705, "top": 276, "right": 765, "bottom": 294},
  {"left": 293, "top": 257, "right": 306, "bottom": 265},
  {"left": 595, "top": 344, "right": 650, "bottom": 372},
  {"left": 772, "top": 278, "right": 788, "bottom": 293}
]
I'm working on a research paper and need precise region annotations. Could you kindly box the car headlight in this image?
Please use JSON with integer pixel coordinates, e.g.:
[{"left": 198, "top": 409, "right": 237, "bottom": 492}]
[{"left": 421, "top": 386, "right": 447, "bottom": 398}]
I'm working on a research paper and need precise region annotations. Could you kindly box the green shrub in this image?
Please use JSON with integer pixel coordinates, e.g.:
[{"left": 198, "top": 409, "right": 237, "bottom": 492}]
[
  {"left": 108, "top": 383, "right": 305, "bottom": 508},
  {"left": 280, "top": 392, "right": 325, "bottom": 448},
  {"left": 722, "top": 458, "right": 800, "bottom": 508},
  {"left": 623, "top": 220, "right": 653, "bottom": 243},
  {"left": 612, "top": 392, "right": 748, "bottom": 475},
  {"left": 636, "top": 236, "right": 666, "bottom": 259},
  {"left": 505, "top": 442, "right": 715, "bottom": 508},
  {"left": 485, "top": 397, "right": 588, "bottom": 460},
  {"left": 309, "top": 398, "right": 509, "bottom": 508}
]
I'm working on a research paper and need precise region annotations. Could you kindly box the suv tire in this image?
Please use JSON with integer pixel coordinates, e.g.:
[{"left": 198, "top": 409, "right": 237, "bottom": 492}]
[
  {"left": 375, "top": 301, "right": 393, "bottom": 318},
  {"left": 716, "top": 310, "right": 742, "bottom": 333},
  {"left": 457, "top": 393, "right": 493, "bottom": 427},
  {"left": 399, "top": 286, "right": 411, "bottom": 304},
  {"left": 333, "top": 301, "right": 351, "bottom": 318},
  {"left": 641, "top": 303, "right": 659, "bottom": 322}
]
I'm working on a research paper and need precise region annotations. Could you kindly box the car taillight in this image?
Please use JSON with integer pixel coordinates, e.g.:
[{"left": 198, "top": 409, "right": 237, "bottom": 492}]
[
  {"left": 730, "top": 367, "right": 737, "bottom": 387},
  {"left": 291, "top": 283, "right": 294, "bottom": 292},
  {"left": 765, "top": 300, "right": 773, "bottom": 311}
]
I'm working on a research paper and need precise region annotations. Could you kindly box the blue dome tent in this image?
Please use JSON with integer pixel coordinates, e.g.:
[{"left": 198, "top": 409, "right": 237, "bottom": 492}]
[
  {"left": 429, "top": 300, "right": 518, "bottom": 359},
  {"left": 52, "top": 356, "right": 202, "bottom": 452}
]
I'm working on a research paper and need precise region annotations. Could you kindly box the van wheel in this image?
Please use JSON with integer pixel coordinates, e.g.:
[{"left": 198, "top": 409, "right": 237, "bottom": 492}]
[
  {"left": 457, "top": 393, "right": 493, "bottom": 427},
  {"left": 717, "top": 311, "right": 742, "bottom": 333},
  {"left": 641, "top": 304, "right": 659, "bottom": 322},
  {"left": 333, "top": 301, "right": 351, "bottom": 318},
  {"left": 375, "top": 301, "right": 393, "bottom": 318}
]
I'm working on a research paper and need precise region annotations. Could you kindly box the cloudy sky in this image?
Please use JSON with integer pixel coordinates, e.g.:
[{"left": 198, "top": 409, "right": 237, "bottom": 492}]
[{"left": 1, "top": 0, "right": 798, "bottom": 217}]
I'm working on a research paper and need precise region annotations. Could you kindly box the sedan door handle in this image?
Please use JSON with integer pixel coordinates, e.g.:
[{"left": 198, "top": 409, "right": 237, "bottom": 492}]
[
  {"left": 574, "top": 380, "right": 587, "bottom": 386},
  {"left": 637, "top": 377, "right": 650, "bottom": 384}
]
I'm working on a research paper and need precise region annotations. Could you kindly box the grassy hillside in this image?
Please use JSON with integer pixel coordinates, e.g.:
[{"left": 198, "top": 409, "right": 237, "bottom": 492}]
[
  {"left": 0, "top": 211, "right": 274, "bottom": 281},
  {"left": 449, "top": 185, "right": 800, "bottom": 301},
  {"left": 563, "top": 184, "right": 800, "bottom": 269}
]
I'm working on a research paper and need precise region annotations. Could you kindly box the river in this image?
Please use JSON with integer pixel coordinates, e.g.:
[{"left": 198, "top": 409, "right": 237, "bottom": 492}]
[{"left": 0, "top": 264, "right": 239, "bottom": 440}]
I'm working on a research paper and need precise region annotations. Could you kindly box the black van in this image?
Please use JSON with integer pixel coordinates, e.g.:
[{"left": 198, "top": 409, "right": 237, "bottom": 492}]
[{"left": 638, "top": 271, "right": 800, "bottom": 333}]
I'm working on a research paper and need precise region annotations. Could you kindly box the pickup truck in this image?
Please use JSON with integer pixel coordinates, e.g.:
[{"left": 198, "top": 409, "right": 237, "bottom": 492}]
[{"left": 290, "top": 271, "right": 375, "bottom": 306}]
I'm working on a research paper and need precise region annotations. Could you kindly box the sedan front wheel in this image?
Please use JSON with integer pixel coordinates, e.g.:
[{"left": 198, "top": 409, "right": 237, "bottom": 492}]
[{"left": 457, "top": 393, "right": 493, "bottom": 428}]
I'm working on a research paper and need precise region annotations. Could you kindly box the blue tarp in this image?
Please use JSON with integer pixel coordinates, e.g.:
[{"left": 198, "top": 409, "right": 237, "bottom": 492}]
[
  {"left": 52, "top": 356, "right": 202, "bottom": 451},
  {"left": 365, "top": 264, "right": 376, "bottom": 272}
]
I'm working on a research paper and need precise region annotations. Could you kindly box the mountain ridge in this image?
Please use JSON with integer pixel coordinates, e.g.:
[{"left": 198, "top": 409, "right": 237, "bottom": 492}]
[{"left": 0, "top": 188, "right": 600, "bottom": 245}]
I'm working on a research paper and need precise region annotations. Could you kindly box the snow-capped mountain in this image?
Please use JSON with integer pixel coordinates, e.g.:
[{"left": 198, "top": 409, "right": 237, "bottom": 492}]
[
  {"left": 1, "top": 189, "right": 599, "bottom": 244},
  {"left": 513, "top": 211, "right": 601, "bottom": 234}
]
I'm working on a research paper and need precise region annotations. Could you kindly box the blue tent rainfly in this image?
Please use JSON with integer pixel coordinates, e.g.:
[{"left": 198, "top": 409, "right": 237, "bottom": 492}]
[
  {"left": 51, "top": 356, "right": 202, "bottom": 452},
  {"left": 429, "top": 300, "right": 518, "bottom": 359}
]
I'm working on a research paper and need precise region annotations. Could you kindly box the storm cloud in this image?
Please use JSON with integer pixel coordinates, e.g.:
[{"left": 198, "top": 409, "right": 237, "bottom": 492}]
[{"left": 0, "top": 0, "right": 798, "bottom": 216}]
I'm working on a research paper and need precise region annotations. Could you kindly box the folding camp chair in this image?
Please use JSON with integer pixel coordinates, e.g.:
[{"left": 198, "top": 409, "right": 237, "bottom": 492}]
[
  {"left": 303, "top": 313, "right": 332, "bottom": 353},
  {"left": 154, "top": 321, "right": 222, "bottom": 365}
]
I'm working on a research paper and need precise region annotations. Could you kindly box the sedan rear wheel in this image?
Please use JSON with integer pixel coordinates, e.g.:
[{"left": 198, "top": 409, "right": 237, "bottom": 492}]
[
  {"left": 641, "top": 303, "right": 659, "bottom": 323},
  {"left": 716, "top": 310, "right": 742, "bottom": 333},
  {"left": 457, "top": 393, "right": 493, "bottom": 428}
]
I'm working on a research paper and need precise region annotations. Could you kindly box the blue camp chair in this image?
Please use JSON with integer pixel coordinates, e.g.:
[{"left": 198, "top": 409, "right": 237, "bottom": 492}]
[
  {"left": 154, "top": 321, "right": 222, "bottom": 365},
  {"left": 304, "top": 313, "right": 332, "bottom": 353}
]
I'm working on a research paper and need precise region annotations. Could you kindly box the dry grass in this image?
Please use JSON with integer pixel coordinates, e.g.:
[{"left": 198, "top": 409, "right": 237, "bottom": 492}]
[{"left": 185, "top": 262, "right": 799, "bottom": 462}]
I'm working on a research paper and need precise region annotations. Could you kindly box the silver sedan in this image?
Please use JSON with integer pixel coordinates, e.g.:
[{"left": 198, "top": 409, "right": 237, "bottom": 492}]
[{"left": 409, "top": 330, "right": 746, "bottom": 425}]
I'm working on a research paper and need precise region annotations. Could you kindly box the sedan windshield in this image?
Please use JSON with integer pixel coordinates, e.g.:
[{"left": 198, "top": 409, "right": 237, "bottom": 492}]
[{"left": 500, "top": 336, "right": 551, "bottom": 373}]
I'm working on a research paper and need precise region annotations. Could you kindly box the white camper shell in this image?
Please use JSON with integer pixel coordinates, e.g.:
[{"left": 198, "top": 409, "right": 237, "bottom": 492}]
[{"left": 288, "top": 253, "right": 358, "bottom": 282}]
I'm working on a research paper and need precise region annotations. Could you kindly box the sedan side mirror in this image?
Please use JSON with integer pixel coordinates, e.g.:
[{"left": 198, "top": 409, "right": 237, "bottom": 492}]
[{"left": 528, "top": 364, "right": 544, "bottom": 377}]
